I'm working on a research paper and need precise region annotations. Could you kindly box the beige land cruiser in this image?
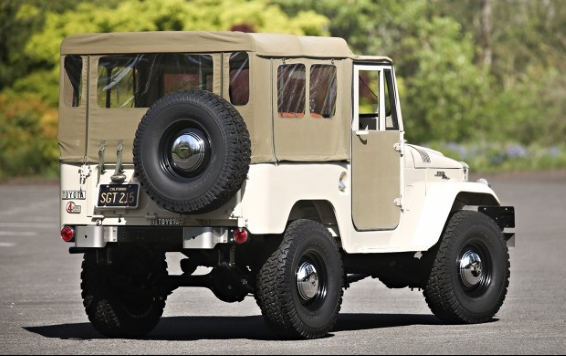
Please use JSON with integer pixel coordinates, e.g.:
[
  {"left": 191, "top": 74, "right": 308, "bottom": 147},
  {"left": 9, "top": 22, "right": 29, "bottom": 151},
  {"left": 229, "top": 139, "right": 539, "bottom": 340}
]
[{"left": 58, "top": 31, "right": 515, "bottom": 339}]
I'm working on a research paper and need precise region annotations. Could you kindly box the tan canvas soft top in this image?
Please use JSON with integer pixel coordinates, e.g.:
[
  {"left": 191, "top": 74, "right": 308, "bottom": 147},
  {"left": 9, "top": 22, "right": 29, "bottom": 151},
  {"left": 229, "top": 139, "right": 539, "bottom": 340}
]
[
  {"left": 61, "top": 31, "right": 356, "bottom": 59},
  {"left": 58, "top": 31, "right": 393, "bottom": 165}
]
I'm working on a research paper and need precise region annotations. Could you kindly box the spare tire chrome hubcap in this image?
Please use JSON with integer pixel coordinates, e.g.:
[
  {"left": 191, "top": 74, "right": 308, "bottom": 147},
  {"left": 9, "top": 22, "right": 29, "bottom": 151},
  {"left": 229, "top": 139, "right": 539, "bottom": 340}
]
[{"left": 171, "top": 130, "right": 209, "bottom": 174}]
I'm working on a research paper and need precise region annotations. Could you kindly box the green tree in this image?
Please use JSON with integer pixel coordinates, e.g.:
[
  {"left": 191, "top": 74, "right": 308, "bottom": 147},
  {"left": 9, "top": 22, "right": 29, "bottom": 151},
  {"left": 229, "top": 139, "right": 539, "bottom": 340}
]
[
  {"left": 400, "top": 17, "right": 489, "bottom": 143},
  {"left": 277, "top": 0, "right": 489, "bottom": 143},
  {"left": 0, "top": 1, "right": 42, "bottom": 91},
  {"left": 273, "top": 0, "right": 388, "bottom": 55},
  {"left": 1, "top": 0, "right": 118, "bottom": 91},
  {"left": 434, "top": 0, "right": 566, "bottom": 146}
]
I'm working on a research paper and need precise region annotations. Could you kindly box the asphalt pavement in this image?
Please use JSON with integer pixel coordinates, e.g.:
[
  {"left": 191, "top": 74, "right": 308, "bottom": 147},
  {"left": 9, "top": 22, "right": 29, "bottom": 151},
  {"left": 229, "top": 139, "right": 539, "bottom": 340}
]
[{"left": 0, "top": 172, "right": 565, "bottom": 354}]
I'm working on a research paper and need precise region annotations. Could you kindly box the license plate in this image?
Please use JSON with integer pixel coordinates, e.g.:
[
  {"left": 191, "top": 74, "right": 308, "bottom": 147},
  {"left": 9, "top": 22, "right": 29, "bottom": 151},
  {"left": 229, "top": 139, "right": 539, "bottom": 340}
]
[{"left": 97, "top": 183, "right": 140, "bottom": 209}]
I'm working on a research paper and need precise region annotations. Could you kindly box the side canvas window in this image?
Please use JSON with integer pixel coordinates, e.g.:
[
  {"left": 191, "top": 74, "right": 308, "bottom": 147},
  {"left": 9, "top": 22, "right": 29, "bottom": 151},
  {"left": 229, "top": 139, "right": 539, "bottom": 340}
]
[
  {"left": 310, "top": 65, "right": 337, "bottom": 119},
  {"left": 63, "top": 55, "right": 83, "bottom": 107},
  {"left": 278, "top": 63, "right": 337, "bottom": 119},
  {"left": 277, "top": 64, "right": 306, "bottom": 118}
]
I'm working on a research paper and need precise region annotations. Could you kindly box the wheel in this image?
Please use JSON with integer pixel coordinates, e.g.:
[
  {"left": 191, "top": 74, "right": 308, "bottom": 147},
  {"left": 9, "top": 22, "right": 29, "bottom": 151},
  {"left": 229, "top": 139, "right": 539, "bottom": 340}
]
[
  {"left": 133, "top": 90, "right": 251, "bottom": 214},
  {"left": 256, "top": 220, "right": 344, "bottom": 339},
  {"left": 423, "top": 210, "right": 510, "bottom": 324},
  {"left": 81, "top": 246, "right": 168, "bottom": 338}
]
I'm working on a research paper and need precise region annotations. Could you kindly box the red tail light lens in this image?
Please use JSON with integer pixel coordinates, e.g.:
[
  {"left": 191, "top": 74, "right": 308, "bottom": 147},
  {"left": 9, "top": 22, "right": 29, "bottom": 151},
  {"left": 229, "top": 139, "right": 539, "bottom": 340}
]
[
  {"left": 233, "top": 228, "right": 249, "bottom": 244},
  {"left": 61, "top": 226, "right": 75, "bottom": 242}
]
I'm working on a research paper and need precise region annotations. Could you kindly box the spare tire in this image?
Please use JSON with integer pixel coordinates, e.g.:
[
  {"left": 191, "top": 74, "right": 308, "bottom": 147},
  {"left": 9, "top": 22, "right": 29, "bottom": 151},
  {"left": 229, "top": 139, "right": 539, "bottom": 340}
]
[{"left": 133, "top": 90, "right": 251, "bottom": 214}]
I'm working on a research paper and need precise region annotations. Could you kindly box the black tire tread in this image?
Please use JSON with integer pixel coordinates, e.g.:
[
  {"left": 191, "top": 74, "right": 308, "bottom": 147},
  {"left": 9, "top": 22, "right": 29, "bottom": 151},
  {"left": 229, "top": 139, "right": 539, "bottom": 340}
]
[
  {"left": 256, "top": 220, "right": 344, "bottom": 339},
  {"left": 80, "top": 250, "right": 168, "bottom": 338},
  {"left": 423, "top": 210, "right": 510, "bottom": 324}
]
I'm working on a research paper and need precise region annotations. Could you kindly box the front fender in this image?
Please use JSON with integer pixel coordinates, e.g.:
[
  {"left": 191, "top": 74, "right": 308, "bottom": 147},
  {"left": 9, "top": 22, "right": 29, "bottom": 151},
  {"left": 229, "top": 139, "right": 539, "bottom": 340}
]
[{"left": 406, "top": 181, "right": 501, "bottom": 251}]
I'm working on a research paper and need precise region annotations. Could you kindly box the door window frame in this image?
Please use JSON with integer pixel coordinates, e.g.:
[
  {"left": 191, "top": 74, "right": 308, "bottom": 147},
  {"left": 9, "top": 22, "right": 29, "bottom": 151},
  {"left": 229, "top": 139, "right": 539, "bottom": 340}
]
[{"left": 353, "top": 64, "right": 402, "bottom": 134}]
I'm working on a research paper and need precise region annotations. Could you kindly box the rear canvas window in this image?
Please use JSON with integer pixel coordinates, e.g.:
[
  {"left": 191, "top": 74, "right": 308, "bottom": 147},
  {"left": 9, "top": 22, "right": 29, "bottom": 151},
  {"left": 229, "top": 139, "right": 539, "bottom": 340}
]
[
  {"left": 97, "top": 54, "right": 213, "bottom": 108},
  {"left": 229, "top": 52, "right": 250, "bottom": 106}
]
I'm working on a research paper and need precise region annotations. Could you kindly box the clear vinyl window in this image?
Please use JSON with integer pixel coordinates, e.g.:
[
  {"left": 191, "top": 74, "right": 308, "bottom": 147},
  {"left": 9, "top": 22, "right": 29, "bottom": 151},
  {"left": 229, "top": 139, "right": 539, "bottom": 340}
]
[
  {"left": 277, "top": 64, "right": 306, "bottom": 118},
  {"left": 310, "top": 65, "right": 337, "bottom": 119},
  {"left": 63, "top": 55, "right": 83, "bottom": 107},
  {"left": 277, "top": 63, "right": 337, "bottom": 119},
  {"left": 97, "top": 54, "right": 214, "bottom": 108},
  {"left": 384, "top": 69, "right": 400, "bottom": 130},
  {"left": 229, "top": 52, "right": 250, "bottom": 106},
  {"left": 358, "top": 69, "right": 380, "bottom": 130}
]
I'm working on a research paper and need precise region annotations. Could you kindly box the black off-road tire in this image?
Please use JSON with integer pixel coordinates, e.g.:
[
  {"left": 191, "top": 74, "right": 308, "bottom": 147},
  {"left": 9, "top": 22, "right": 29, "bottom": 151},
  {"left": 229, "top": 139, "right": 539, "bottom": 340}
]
[
  {"left": 423, "top": 211, "right": 510, "bottom": 324},
  {"left": 81, "top": 247, "right": 168, "bottom": 338},
  {"left": 256, "top": 220, "right": 344, "bottom": 339},
  {"left": 133, "top": 90, "right": 251, "bottom": 214}
]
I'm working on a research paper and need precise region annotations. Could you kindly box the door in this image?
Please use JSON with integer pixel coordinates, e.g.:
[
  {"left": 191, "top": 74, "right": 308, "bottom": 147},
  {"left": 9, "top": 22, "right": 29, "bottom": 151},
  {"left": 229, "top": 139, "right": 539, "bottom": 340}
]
[{"left": 351, "top": 64, "right": 403, "bottom": 231}]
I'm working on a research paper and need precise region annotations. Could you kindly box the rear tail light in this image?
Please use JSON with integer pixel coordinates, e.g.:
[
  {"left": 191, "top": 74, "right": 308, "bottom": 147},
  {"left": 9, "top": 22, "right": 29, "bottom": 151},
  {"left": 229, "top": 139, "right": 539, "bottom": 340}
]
[
  {"left": 61, "top": 226, "right": 75, "bottom": 242},
  {"left": 233, "top": 228, "right": 249, "bottom": 244}
]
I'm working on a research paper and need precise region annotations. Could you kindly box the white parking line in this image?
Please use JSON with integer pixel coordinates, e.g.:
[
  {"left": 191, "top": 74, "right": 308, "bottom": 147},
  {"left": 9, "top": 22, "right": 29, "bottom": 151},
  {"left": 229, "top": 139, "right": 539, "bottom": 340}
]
[
  {"left": 0, "top": 242, "right": 16, "bottom": 247},
  {"left": 0, "top": 200, "right": 56, "bottom": 217},
  {"left": 0, "top": 222, "right": 58, "bottom": 228},
  {"left": 0, "top": 231, "right": 38, "bottom": 237},
  {"left": 5, "top": 216, "right": 57, "bottom": 222}
]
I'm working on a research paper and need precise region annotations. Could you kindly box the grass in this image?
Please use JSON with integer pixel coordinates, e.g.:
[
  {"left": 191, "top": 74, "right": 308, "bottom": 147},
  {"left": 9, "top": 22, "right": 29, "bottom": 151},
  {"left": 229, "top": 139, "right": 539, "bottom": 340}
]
[{"left": 425, "top": 142, "right": 566, "bottom": 173}]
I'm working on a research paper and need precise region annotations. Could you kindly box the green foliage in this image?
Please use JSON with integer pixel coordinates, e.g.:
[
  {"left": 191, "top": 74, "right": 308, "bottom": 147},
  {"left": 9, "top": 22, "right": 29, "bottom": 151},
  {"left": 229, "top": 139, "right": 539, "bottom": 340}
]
[
  {"left": 273, "top": 0, "right": 391, "bottom": 54},
  {"left": 0, "top": 0, "right": 109, "bottom": 91},
  {"left": 1, "top": 0, "right": 566, "bottom": 178},
  {"left": 0, "top": 1, "right": 41, "bottom": 91},
  {"left": 483, "top": 67, "right": 566, "bottom": 147},
  {"left": 397, "top": 17, "right": 489, "bottom": 143},
  {"left": 5, "top": 70, "right": 60, "bottom": 107},
  {"left": 0, "top": 94, "right": 59, "bottom": 179}
]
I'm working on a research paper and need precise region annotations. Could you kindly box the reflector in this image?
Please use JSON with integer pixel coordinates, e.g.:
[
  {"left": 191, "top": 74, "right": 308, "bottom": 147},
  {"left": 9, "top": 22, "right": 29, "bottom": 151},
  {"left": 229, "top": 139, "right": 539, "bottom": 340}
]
[
  {"left": 61, "top": 226, "right": 75, "bottom": 242},
  {"left": 233, "top": 228, "right": 249, "bottom": 244}
]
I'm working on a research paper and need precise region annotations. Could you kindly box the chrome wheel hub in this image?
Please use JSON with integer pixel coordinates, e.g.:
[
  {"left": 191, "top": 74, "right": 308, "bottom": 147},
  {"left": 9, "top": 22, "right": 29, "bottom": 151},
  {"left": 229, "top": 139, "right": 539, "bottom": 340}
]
[
  {"left": 296, "top": 261, "right": 319, "bottom": 301},
  {"left": 171, "top": 131, "right": 209, "bottom": 174},
  {"left": 459, "top": 250, "right": 484, "bottom": 288}
]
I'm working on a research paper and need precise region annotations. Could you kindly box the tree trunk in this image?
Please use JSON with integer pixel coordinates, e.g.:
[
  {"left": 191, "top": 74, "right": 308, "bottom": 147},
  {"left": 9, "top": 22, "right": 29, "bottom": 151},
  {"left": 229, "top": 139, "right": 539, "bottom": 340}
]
[{"left": 480, "top": 0, "right": 493, "bottom": 69}]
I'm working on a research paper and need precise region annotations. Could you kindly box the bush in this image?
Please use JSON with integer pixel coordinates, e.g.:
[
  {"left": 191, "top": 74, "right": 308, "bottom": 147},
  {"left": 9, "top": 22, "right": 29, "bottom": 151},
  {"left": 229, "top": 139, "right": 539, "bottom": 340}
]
[{"left": 0, "top": 94, "right": 59, "bottom": 179}]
